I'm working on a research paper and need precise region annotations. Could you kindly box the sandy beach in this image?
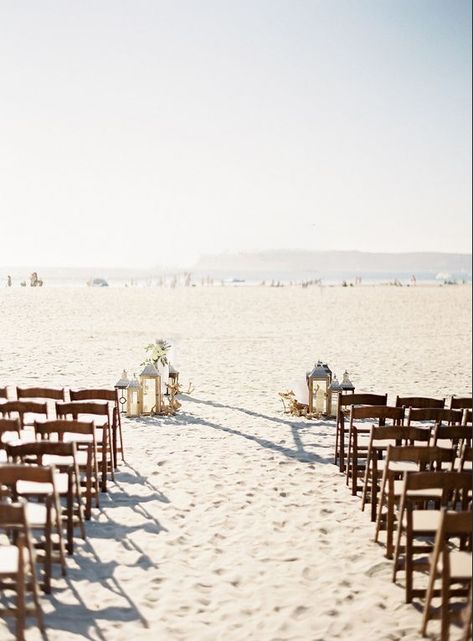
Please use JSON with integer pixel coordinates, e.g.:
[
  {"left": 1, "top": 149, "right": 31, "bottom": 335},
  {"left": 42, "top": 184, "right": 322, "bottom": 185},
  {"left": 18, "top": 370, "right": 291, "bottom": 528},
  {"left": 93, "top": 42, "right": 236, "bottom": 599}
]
[{"left": 0, "top": 284, "right": 471, "bottom": 641}]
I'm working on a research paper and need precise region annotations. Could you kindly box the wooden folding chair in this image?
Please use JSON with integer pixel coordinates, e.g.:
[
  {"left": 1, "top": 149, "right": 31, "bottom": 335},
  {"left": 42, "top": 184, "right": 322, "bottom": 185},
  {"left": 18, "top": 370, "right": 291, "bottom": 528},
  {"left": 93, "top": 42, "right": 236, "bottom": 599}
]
[
  {"left": 69, "top": 388, "right": 124, "bottom": 469},
  {"left": 463, "top": 410, "right": 472, "bottom": 426},
  {"left": 35, "top": 419, "right": 99, "bottom": 519},
  {"left": 421, "top": 509, "right": 472, "bottom": 640},
  {"left": 6, "top": 440, "right": 86, "bottom": 555},
  {"left": 55, "top": 401, "right": 111, "bottom": 492},
  {"left": 392, "top": 471, "right": 472, "bottom": 603},
  {"left": 346, "top": 405, "right": 404, "bottom": 496},
  {"left": 0, "top": 464, "right": 67, "bottom": 593},
  {"left": 361, "top": 425, "right": 431, "bottom": 521},
  {"left": 335, "top": 393, "right": 388, "bottom": 472},
  {"left": 0, "top": 386, "right": 8, "bottom": 401},
  {"left": 0, "top": 401, "right": 48, "bottom": 433},
  {"left": 0, "top": 502, "right": 44, "bottom": 641},
  {"left": 374, "top": 445, "right": 455, "bottom": 559},
  {"left": 396, "top": 396, "right": 445, "bottom": 409}
]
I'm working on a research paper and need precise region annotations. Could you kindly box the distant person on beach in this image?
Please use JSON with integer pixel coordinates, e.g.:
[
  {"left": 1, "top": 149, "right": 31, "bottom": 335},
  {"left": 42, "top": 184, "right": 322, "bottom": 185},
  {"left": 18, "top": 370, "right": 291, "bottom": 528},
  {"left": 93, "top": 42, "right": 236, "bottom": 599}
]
[
  {"left": 7, "top": 275, "right": 11, "bottom": 287},
  {"left": 411, "top": 274, "right": 417, "bottom": 286}
]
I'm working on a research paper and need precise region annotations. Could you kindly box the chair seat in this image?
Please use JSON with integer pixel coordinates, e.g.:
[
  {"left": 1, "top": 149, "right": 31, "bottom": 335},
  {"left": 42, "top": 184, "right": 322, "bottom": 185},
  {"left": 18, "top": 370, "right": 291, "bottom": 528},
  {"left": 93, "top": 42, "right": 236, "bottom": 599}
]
[
  {"left": 393, "top": 481, "right": 443, "bottom": 499},
  {"left": 0, "top": 545, "right": 19, "bottom": 575},
  {"left": 402, "top": 510, "right": 441, "bottom": 532},
  {"left": 18, "top": 473, "right": 69, "bottom": 496},
  {"left": 435, "top": 550, "right": 473, "bottom": 581},
  {"left": 377, "top": 460, "right": 418, "bottom": 473},
  {"left": 25, "top": 503, "right": 51, "bottom": 527}
]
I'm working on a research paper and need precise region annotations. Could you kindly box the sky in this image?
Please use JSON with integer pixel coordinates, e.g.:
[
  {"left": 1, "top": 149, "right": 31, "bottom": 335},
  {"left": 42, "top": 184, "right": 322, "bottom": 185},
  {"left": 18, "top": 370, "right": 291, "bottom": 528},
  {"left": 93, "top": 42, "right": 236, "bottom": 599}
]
[{"left": 0, "top": 0, "right": 471, "bottom": 268}]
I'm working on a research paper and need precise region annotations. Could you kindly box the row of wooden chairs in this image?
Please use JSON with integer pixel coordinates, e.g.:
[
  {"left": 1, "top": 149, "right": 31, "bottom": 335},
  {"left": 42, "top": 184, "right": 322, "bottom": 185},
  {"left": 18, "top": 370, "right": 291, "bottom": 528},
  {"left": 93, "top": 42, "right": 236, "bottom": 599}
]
[
  {"left": 0, "top": 386, "right": 127, "bottom": 640},
  {"left": 335, "top": 393, "right": 472, "bottom": 473},
  {"left": 335, "top": 395, "right": 472, "bottom": 640}
]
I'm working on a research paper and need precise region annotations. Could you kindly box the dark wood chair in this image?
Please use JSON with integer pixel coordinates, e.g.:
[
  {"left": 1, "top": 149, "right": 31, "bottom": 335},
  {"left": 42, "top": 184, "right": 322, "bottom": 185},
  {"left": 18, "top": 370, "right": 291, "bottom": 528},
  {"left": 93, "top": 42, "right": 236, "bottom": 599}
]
[
  {"left": 361, "top": 424, "right": 431, "bottom": 521},
  {"left": 393, "top": 471, "right": 472, "bottom": 603},
  {"left": 69, "top": 388, "right": 124, "bottom": 469},
  {"left": 0, "top": 401, "right": 48, "bottom": 432},
  {"left": 374, "top": 445, "right": 455, "bottom": 559},
  {"left": 0, "top": 502, "right": 44, "bottom": 641},
  {"left": 421, "top": 509, "right": 472, "bottom": 641},
  {"left": 35, "top": 419, "right": 99, "bottom": 519},
  {"left": 6, "top": 440, "right": 86, "bottom": 555},
  {"left": 346, "top": 405, "right": 404, "bottom": 496},
  {"left": 55, "top": 402, "right": 112, "bottom": 492},
  {"left": 450, "top": 396, "right": 473, "bottom": 411},
  {"left": 335, "top": 393, "right": 388, "bottom": 472}
]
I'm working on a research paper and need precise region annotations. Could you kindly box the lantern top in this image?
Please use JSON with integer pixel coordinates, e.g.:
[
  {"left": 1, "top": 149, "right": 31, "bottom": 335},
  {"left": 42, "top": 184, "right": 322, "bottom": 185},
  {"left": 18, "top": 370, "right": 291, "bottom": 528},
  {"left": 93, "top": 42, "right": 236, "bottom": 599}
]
[
  {"left": 308, "top": 361, "right": 331, "bottom": 379},
  {"left": 341, "top": 370, "right": 355, "bottom": 391},
  {"left": 169, "top": 363, "right": 179, "bottom": 375},
  {"left": 140, "top": 362, "right": 160, "bottom": 377},
  {"left": 114, "top": 369, "right": 130, "bottom": 389},
  {"left": 127, "top": 375, "right": 141, "bottom": 389},
  {"left": 329, "top": 375, "right": 343, "bottom": 392}
]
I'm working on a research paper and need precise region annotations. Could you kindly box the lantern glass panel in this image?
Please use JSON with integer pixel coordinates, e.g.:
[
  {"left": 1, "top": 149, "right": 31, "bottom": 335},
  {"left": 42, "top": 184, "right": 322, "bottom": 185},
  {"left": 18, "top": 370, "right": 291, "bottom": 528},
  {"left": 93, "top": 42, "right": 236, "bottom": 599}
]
[
  {"left": 127, "top": 387, "right": 140, "bottom": 417},
  {"left": 141, "top": 377, "right": 158, "bottom": 414}
]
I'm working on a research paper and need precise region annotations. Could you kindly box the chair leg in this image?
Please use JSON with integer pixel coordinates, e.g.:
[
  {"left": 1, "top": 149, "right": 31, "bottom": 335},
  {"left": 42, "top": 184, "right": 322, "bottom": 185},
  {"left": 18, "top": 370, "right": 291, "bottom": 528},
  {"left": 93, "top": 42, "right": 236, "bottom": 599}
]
[
  {"left": 421, "top": 560, "right": 438, "bottom": 636},
  {"left": 374, "top": 468, "right": 388, "bottom": 543},
  {"left": 386, "top": 477, "right": 395, "bottom": 559},
  {"left": 17, "top": 546, "right": 26, "bottom": 641},
  {"left": 405, "top": 525, "right": 413, "bottom": 603}
]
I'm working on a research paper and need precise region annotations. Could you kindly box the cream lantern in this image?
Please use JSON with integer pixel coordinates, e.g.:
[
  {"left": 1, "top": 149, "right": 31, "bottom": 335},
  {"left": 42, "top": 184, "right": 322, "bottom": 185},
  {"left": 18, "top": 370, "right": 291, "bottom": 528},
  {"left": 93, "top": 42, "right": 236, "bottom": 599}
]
[
  {"left": 328, "top": 374, "right": 343, "bottom": 418},
  {"left": 126, "top": 375, "right": 142, "bottom": 417},
  {"left": 139, "top": 362, "right": 161, "bottom": 415},
  {"left": 308, "top": 361, "right": 332, "bottom": 415}
]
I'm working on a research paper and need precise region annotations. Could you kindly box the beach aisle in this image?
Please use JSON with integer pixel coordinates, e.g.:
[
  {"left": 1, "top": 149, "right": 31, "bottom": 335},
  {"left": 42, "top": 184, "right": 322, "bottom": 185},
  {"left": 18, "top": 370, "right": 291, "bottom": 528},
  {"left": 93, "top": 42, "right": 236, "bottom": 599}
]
[{"left": 0, "top": 285, "right": 471, "bottom": 641}]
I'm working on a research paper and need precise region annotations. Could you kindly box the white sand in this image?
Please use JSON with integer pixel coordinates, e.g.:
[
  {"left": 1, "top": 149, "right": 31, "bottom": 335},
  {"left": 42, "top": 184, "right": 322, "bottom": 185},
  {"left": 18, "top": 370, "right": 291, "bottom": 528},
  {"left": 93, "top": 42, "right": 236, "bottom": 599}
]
[{"left": 0, "top": 284, "right": 471, "bottom": 641}]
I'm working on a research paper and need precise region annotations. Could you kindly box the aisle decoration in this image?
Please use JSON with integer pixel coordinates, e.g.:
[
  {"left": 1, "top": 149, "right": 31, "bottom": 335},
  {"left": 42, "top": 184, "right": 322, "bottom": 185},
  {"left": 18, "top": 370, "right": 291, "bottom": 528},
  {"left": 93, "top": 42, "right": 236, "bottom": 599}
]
[
  {"left": 117, "top": 339, "right": 183, "bottom": 417},
  {"left": 279, "top": 361, "right": 355, "bottom": 419}
]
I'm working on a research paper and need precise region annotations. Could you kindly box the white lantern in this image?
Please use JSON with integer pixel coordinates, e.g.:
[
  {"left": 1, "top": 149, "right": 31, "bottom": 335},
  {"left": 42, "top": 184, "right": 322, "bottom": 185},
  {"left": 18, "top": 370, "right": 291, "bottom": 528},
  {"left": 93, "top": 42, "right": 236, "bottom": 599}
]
[
  {"left": 139, "top": 362, "right": 161, "bottom": 415},
  {"left": 308, "top": 361, "right": 332, "bottom": 415},
  {"left": 328, "top": 374, "right": 343, "bottom": 418},
  {"left": 115, "top": 370, "right": 130, "bottom": 415},
  {"left": 126, "top": 375, "right": 142, "bottom": 417}
]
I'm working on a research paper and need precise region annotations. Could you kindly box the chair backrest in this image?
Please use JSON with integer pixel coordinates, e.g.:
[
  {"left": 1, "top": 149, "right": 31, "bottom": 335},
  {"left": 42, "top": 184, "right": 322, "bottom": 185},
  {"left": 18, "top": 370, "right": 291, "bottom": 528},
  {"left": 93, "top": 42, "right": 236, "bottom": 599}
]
[
  {"left": 16, "top": 387, "right": 66, "bottom": 402},
  {"left": 463, "top": 409, "right": 472, "bottom": 425},
  {"left": 370, "top": 425, "right": 431, "bottom": 444},
  {"left": 386, "top": 444, "right": 455, "bottom": 467},
  {"left": 69, "top": 388, "right": 117, "bottom": 403},
  {"left": 407, "top": 407, "right": 462, "bottom": 425},
  {"left": 34, "top": 419, "right": 96, "bottom": 440},
  {"left": 0, "top": 418, "right": 21, "bottom": 445},
  {"left": 396, "top": 396, "right": 445, "bottom": 409},
  {"left": 350, "top": 405, "right": 404, "bottom": 423},
  {"left": 0, "top": 501, "right": 29, "bottom": 529},
  {"left": 0, "top": 463, "right": 55, "bottom": 485},
  {"left": 0, "top": 401, "right": 48, "bottom": 428},
  {"left": 450, "top": 396, "right": 473, "bottom": 411},
  {"left": 0, "top": 386, "right": 8, "bottom": 399},
  {"left": 55, "top": 401, "right": 109, "bottom": 419},
  {"left": 432, "top": 424, "right": 472, "bottom": 446},
  {"left": 339, "top": 393, "right": 388, "bottom": 409},
  {"left": 6, "top": 440, "right": 76, "bottom": 463},
  {"left": 403, "top": 470, "right": 472, "bottom": 496}
]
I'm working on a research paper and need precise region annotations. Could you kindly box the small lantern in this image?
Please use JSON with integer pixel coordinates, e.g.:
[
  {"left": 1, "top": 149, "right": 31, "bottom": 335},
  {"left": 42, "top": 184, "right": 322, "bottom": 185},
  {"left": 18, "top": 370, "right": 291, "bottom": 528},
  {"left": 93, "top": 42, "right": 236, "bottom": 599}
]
[
  {"left": 341, "top": 370, "right": 355, "bottom": 394},
  {"left": 139, "top": 362, "right": 161, "bottom": 415},
  {"left": 328, "top": 374, "right": 343, "bottom": 418},
  {"left": 126, "top": 375, "right": 142, "bottom": 417},
  {"left": 114, "top": 370, "right": 130, "bottom": 415},
  {"left": 169, "top": 363, "right": 179, "bottom": 385},
  {"left": 308, "top": 360, "right": 332, "bottom": 415}
]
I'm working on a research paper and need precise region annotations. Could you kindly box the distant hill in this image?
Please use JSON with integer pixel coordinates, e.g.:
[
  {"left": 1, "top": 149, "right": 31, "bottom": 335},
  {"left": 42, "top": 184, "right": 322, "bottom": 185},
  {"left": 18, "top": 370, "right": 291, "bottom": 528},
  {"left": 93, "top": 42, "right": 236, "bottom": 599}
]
[{"left": 192, "top": 250, "right": 472, "bottom": 281}]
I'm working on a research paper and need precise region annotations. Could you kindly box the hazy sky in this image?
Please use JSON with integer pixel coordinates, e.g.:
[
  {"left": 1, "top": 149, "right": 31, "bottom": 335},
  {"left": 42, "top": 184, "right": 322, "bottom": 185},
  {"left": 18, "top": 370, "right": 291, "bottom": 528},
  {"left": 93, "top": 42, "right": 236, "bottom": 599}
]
[{"left": 0, "top": 0, "right": 471, "bottom": 268}]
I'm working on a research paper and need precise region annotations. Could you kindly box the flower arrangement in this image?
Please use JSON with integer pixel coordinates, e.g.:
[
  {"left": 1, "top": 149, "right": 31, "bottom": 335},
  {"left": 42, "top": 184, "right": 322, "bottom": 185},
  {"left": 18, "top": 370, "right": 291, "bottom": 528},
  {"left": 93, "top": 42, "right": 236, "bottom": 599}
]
[{"left": 142, "top": 339, "right": 171, "bottom": 368}]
